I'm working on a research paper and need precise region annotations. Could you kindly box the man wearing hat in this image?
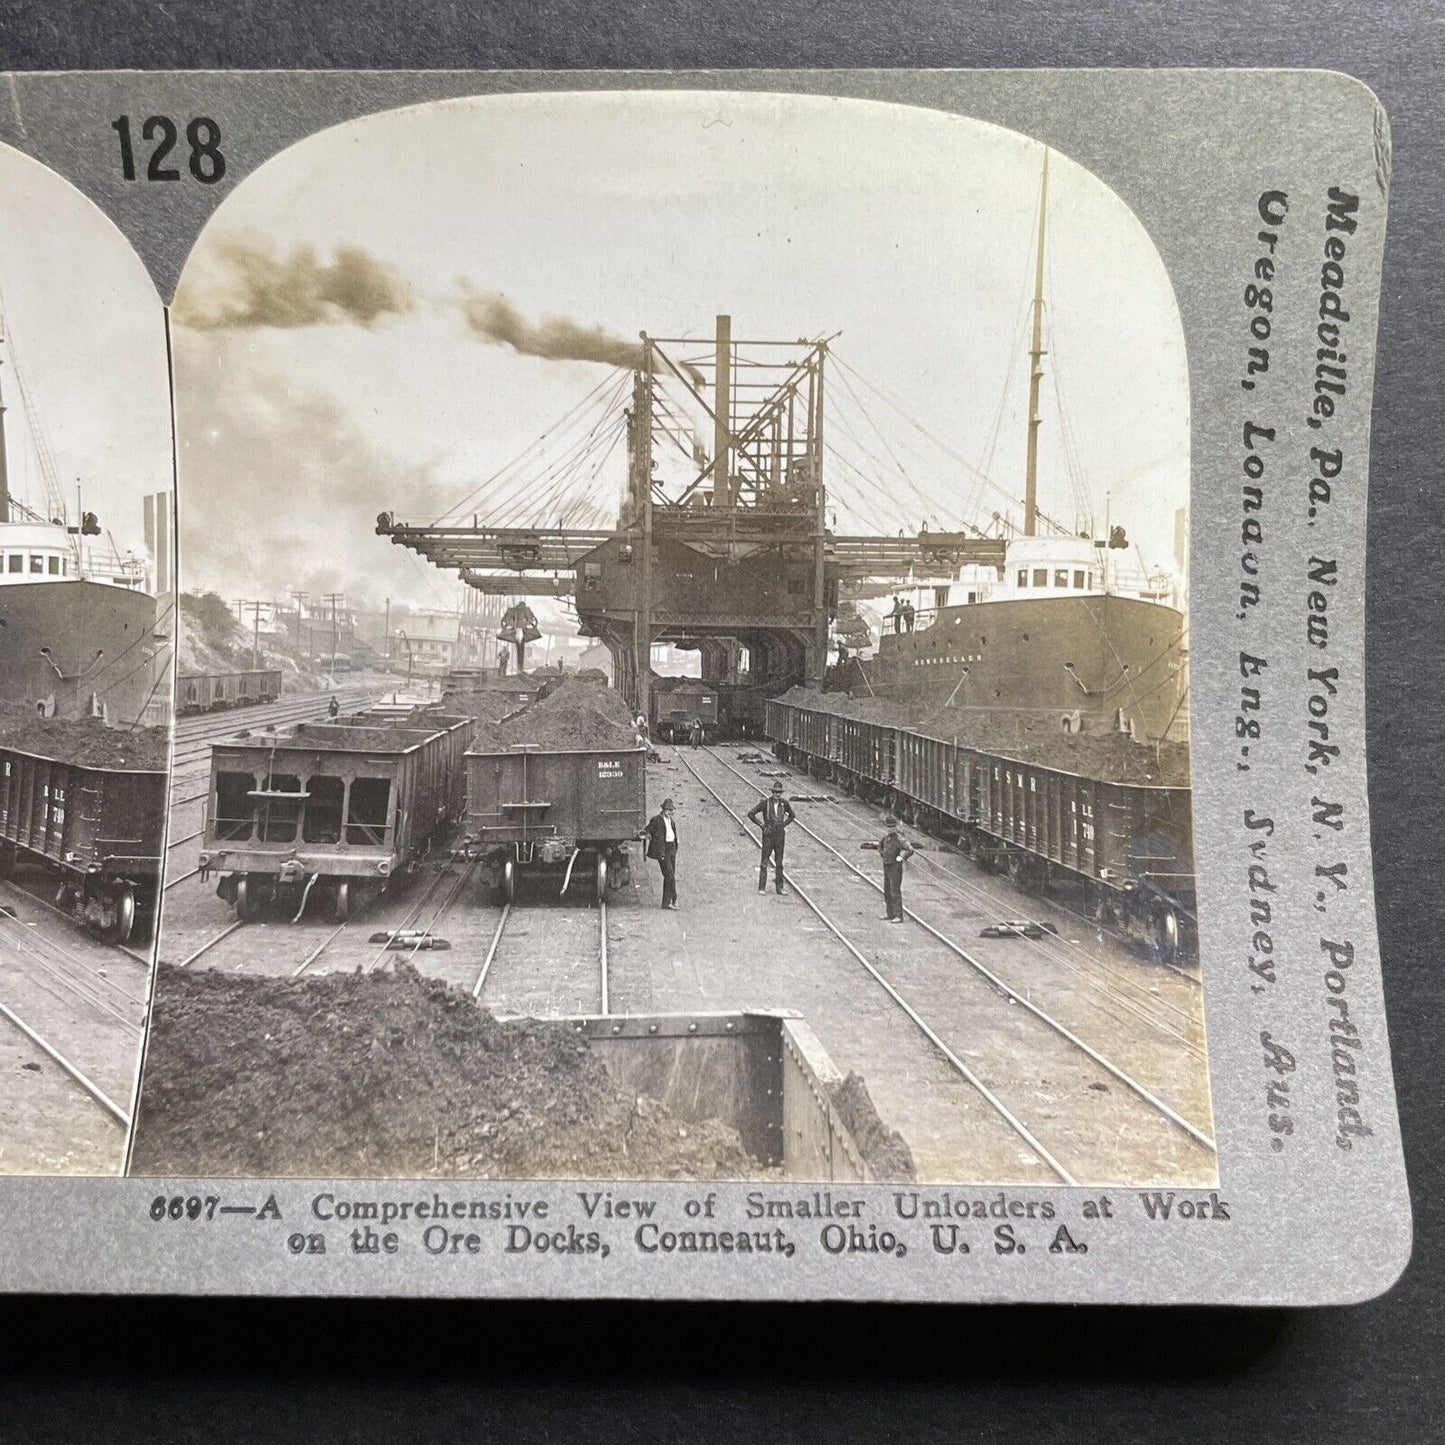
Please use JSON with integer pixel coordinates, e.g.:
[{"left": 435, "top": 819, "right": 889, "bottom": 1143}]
[
  {"left": 748, "top": 781, "right": 797, "bottom": 895},
  {"left": 643, "top": 798, "right": 681, "bottom": 910},
  {"left": 879, "top": 814, "right": 915, "bottom": 922}
]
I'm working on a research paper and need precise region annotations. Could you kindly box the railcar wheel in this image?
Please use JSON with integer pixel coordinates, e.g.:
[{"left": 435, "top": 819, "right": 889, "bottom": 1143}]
[
  {"left": 335, "top": 882, "right": 350, "bottom": 923},
  {"left": 234, "top": 877, "right": 251, "bottom": 922},
  {"left": 595, "top": 854, "right": 608, "bottom": 902},
  {"left": 503, "top": 858, "right": 516, "bottom": 904},
  {"left": 111, "top": 888, "right": 136, "bottom": 945}
]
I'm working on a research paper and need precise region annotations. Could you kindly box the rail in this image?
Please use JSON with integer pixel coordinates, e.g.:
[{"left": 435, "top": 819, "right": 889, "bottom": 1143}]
[
  {"left": 471, "top": 895, "right": 609, "bottom": 1017},
  {"left": 687, "top": 745, "right": 1217, "bottom": 1159},
  {"left": 0, "top": 999, "right": 130, "bottom": 1127},
  {"left": 674, "top": 749, "right": 1078, "bottom": 1184}
]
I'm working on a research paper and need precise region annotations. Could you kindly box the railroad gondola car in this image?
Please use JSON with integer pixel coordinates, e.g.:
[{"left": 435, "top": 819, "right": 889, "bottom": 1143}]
[
  {"left": 198, "top": 713, "right": 473, "bottom": 922},
  {"left": 178, "top": 669, "right": 284, "bottom": 715},
  {"left": 0, "top": 745, "right": 165, "bottom": 942},
  {"left": 955, "top": 751, "right": 1196, "bottom": 959},
  {"left": 649, "top": 679, "right": 718, "bottom": 742},
  {"left": 465, "top": 741, "right": 647, "bottom": 903},
  {"left": 766, "top": 696, "right": 1196, "bottom": 961},
  {"left": 714, "top": 682, "right": 769, "bottom": 738}
]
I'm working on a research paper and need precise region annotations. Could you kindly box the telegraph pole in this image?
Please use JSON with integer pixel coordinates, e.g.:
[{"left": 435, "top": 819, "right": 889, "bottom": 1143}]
[
  {"left": 233, "top": 600, "right": 265, "bottom": 669},
  {"left": 322, "top": 591, "right": 345, "bottom": 670},
  {"left": 289, "top": 591, "right": 308, "bottom": 652}
]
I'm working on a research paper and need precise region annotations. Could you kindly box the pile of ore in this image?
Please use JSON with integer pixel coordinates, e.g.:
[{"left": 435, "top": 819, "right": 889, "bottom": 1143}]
[
  {"left": 130, "top": 964, "right": 763, "bottom": 1180},
  {"left": 416, "top": 690, "right": 520, "bottom": 723},
  {"left": 777, "top": 686, "right": 1189, "bottom": 787},
  {"left": 828, "top": 1073, "right": 918, "bottom": 1182},
  {"left": 0, "top": 702, "right": 170, "bottom": 770},
  {"left": 469, "top": 678, "right": 639, "bottom": 752}
]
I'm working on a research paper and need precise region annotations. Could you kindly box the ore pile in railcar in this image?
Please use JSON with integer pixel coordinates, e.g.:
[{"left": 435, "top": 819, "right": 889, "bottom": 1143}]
[
  {"left": 131, "top": 965, "right": 770, "bottom": 1180},
  {"left": 465, "top": 679, "right": 647, "bottom": 902},
  {"left": 767, "top": 688, "right": 1197, "bottom": 961},
  {"left": 199, "top": 712, "right": 474, "bottom": 923},
  {"left": 774, "top": 686, "right": 1188, "bottom": 787},
  {"left": 0, "top": 703, "right": 168, "bottom": 941}
]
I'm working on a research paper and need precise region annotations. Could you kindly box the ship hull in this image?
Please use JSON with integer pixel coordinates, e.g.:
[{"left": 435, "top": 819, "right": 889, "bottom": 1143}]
[
  {"left": 855, "top": 593, "right": 1188, "bottom": 740},
  {"left": 0, "top": 581, "right": 164, "bottom": 725}
]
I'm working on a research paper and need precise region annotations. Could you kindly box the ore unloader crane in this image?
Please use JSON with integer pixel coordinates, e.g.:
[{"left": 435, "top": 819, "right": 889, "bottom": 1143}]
[{"left": 378, "top": 316, "right": 1004, "bottom": 719}]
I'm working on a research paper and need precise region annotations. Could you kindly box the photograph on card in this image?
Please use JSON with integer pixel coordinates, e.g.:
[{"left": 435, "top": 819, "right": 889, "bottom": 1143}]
[
  {"left": 0, "top": 143, "right": 173, "bottom": 1173},
  {"left": 129, "top": 91, "right": 1212, "bottom": 1186}
]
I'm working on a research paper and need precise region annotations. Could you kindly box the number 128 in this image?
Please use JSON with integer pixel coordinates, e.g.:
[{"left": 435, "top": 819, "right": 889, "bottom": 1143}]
[{"left": 112, "top": 115, "right": 226, "bottom": 184}]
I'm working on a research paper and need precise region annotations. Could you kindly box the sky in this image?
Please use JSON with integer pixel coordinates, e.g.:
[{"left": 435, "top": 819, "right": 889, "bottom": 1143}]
[
  {"left": 0, "top": 143, "right": 171, "bottom": 560},
  {"left": 172, "top": 91, "right": 1190, "bottom": 614}
]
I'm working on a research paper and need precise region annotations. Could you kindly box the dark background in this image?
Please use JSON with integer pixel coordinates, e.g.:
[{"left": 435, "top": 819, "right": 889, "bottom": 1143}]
[{"left": 0, "top": 3, "right": 1440, "bottom": 1441}]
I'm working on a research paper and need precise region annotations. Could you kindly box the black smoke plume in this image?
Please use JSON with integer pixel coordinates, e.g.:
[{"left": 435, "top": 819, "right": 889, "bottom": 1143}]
[
  {"left": 172, "top": 234, "right": 414, "bottom": 331},
  {"left": 173, "top": 338, "right": 446, "bottom": 608},
  {"left": 458, "top": 284, "right": 704, "bottom": 383}
]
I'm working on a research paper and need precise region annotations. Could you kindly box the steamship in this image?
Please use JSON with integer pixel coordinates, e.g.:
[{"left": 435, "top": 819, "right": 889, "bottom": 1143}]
[
  {"left": 851, "top": 150, "right": 1189, "bottom": 742},
  {"left": 0, "top": 321, "right": 164, "bottom": 726}
]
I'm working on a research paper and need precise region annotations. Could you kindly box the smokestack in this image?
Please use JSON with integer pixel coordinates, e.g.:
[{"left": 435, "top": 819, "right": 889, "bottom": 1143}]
[
  {"left": 714, "top": 314, "right": 731, "bottom": 508},
  {"left": 144, "top": 492, "right": 174, "bottom": 596}
]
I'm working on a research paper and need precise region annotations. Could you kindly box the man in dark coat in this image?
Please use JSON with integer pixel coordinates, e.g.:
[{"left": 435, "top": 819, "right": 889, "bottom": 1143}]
[
  {"left": 748, "top": 780, "right": 796, "bottom": 895},
  {"left": 879, "top": 813, "right": 914, "bottom": 922},
  {"left": 643, "top": 798, "right": 680, "bottom": 910},
  {"left": 327, "top": 695, "right": 340, "bottom": 718}
]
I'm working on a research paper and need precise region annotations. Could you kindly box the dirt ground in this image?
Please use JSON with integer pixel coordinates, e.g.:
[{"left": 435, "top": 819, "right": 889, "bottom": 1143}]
[{"left": 130, "top": 964, "right": 768, "bottom": 1180}]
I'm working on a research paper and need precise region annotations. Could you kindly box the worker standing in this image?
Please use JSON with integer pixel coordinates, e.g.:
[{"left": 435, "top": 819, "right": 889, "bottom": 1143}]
[
  {"left": 327, "top": 695, "right": 340, "bottom": 718},
  {"left": 690, "top": 716, "right": 704, "bottom": 748},
  {"left": 879, "top": 814, "right": 914, "bottom": 922},
  {"left": 748, "top": 780, "right": 796, "bottom": 895},
  {"left": 643, "top": 798, "right": 680, "bottom": 911},
  {"left": 901, "top": 599, "right": 916, "bottom": 633}
]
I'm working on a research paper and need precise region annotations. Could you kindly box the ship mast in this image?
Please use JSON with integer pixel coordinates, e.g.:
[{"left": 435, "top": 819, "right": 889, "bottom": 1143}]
[{"left": 1023, "top": 148, "right": 1049, "bottom": 539}]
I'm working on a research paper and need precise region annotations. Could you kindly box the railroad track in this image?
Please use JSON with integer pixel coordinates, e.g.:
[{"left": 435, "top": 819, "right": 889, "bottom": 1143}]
[
  {"left": 707, "top": 747, "right": 1205, "bottom": 1056},
  {"left": 0, "top": 883, "right": 150, "bottom": 1025},
  {"left": 0, "top": 997, "right": 131, "bottom": 1128},
  {"left": 172, "top": 919, "right": 246, "bottom": 969},
  {"left": 0, "top": 884, "right": 145, "bottom": 1130},
  {"left": 678, "top": 747, "right": 1215, "bottom": 1187},
  {"left": 0, "top": 874, "right": 156, "bottom": 984},
  {"left": 167, "top": 850, "right": 478, "bottom": 978},
  {"left": 471, "top": 893, "right": 609, "bottom": 1018},
  {"left": 805, "top": 761, "right": 1201, "bottom": 986},
  {"left": 358, "top": 852, "right": 478, "bottom": 976}
]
